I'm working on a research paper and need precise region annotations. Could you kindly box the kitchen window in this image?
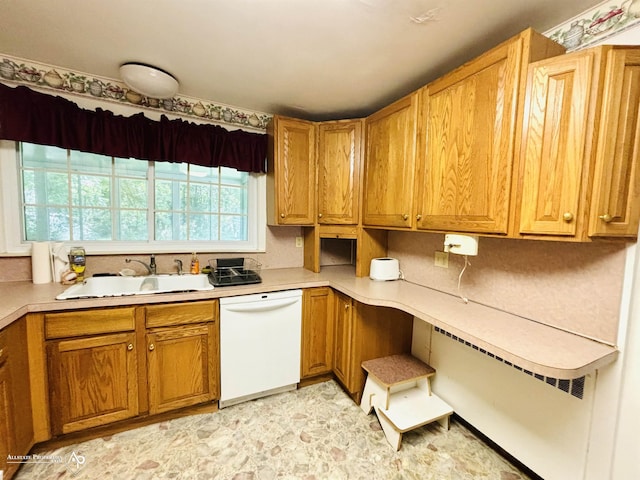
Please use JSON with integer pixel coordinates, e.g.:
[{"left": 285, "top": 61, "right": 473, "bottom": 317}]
[{"left": 0, "top": 140, "right": 266, "bottom": 254}]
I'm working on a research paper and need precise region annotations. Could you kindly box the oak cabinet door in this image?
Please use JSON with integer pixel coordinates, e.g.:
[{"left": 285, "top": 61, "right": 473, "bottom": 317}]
[
  {"left": 267, "top": 116, "right": 316, "bottom": 225},
  {"left": 363, "top": 93, "right": 418, "bottom": 228},
  {"left": 416, "top": 39, "right": 521, "bottom": 234},
  {"left": 0, "top": 351, "right": 13, "bottom": 476},
  {"left": 332, "top": 292, "right": 353, "bottom": 389},
  {"left": 147, "top": 323, "right": 218, "bottom": 415},
  {"left": 518, "top": 51, "right": 595, "bottom": 236},
  {"left": 48, "top": 332, "right": 139, "bottom": 435},
  {"left": 317, "top": 120, "right": 362, "bottom": 225},
  {"left": 589, "top": 49, "right": 640, "bottom": 237},
  {"left": 301, "top": 288, "right": 334, "bottom": 378}
]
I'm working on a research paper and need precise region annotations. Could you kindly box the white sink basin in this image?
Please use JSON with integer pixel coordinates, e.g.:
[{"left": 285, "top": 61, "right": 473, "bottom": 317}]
[{"left": 56, "top": 274, "right": 214, "bottom": 300}]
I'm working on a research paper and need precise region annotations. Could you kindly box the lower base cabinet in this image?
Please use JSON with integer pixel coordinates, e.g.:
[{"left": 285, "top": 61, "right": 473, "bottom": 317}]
[
  {"left": 0, "top": 343, "right": 15, "bottom": 477},
  {"left": 301, "top": 287, "right": 334, "bottom": 378},
  {"left": 333, "top": 291, "right": 353, "bottom": 388},
  {"left": 1, "top": 317, "right": 35, "bottom": 480},
  {"left": 26, "top": 289, "right": 413, "bottom": 454},
  {"left": 47, "top": 332, "right": 139, "bottom": 435},
  {"left": 44, "top": 301, "right": 219, "bottom": 437},
  {"left": 332, "top": 293, "right": 414, "bottom": 402},
  {"left": 147, "top": 323, "right": 218, "bottom": 415}
]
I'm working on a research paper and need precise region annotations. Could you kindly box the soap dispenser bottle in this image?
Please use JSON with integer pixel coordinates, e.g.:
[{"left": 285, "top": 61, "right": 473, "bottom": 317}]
[{"left": 190, "top": 252, "right": 200, "bottom": 274}]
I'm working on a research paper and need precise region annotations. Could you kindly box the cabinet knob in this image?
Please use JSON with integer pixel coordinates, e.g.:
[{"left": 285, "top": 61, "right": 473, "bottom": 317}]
[
  {"left": 416, "top": 214, "right": 422, "bottom": 221},
  {"left": 127, "top": 343, "right": 134, "bottom": 351},
  {"left": 318, "top": 213, "right": 323, "bottom": 218},
  {"left": 148, "top": 343, "right": 155, "bottom": 351},
  {"left": 562, "top": 212, "right": 574, "bottom": 223},
  {"left": 344, "top": 303, "right": 350, "bottom": 310},
  {"left": 599, "top": 213, "right": 613, "bottom": 223},
  {"left": 280, "top": 213, "right": 285, "bottom": 219},
  {"left": 402, "top": 214, "right": 409, "bottom": 221}
]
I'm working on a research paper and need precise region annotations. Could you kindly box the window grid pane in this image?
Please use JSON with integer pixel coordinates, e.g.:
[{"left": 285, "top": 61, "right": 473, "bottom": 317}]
[
  {"left": 153, "top": 164, "right": 248, "bottom": 242},
  {"left": 19, "top": 143, "right": 250, "bottom": 244}
]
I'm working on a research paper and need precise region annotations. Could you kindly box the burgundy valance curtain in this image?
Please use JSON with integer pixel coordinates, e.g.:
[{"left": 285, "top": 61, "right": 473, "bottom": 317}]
[{"left": 0, "top": 83, "right": 267, "bottom": 173}]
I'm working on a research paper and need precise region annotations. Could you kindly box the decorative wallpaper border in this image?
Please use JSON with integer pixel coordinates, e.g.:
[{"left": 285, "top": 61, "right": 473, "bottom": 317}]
[
  {"left": 1, "top": 1, "right": 637, "bottom": 130},
  {"left": 546, "top": 0, "right": 640, "bottom": 50},
  {"left": 0, "top": 54, "right": 272, "bottom": 131}
]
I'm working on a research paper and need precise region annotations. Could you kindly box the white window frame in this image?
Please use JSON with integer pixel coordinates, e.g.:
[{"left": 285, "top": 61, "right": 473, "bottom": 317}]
[{"left": 0, "top": 140, "right": 266, "bottom": 255}]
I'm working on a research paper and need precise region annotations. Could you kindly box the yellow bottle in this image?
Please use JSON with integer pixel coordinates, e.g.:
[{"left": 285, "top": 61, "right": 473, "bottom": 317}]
[{"left": 190, "top": 253, "right": 200, "bottom": 274}]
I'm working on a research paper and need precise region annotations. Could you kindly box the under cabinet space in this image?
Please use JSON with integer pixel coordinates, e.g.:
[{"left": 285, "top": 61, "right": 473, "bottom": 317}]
[
  {"left": 304, "top": 225, "right": 388, "bottom": 277},
  {"left": 320, "top": 238, "right": 356, "bottom": 268},
  {"left": 333, "top": 296, "right": 414, "bottom": 403}
]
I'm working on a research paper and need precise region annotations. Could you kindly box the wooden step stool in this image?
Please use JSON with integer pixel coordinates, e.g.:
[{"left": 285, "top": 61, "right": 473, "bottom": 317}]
[{"left": 360, "top": 354, "right": 454, "bottom": 451}]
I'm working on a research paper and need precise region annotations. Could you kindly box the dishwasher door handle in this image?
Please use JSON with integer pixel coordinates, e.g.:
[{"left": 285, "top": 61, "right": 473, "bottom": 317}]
[{"left": 221, "top": 297, "right": 300, "bottom": 313}]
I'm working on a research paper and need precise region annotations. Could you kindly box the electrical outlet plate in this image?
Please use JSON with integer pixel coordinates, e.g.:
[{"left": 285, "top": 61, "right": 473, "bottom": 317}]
[
  {"left": 295, "top": 236, "right": 303, "bottom": 248},
  {"left": 434, "top": 251, "right": 449, "bottom": 268}
]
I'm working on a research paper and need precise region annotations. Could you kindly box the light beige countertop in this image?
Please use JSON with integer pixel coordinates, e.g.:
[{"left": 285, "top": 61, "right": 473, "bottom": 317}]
[{"left": 0, "top": 265, "right": 617, "bottom": 380}]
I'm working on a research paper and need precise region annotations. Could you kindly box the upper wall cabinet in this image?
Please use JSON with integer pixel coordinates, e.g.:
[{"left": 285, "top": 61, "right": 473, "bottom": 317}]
[
  {"left": 362, "top": 93, "right": 419, "bottom": 228},
  {"left": 518, "top": 51, "right": 597, "bottom": 237},
  {"left": 517, "top": 46, "right": 640, "bottom": 240},
  {"left": 317, "top": 120, "right": 363, "bottom": 225},
  {"left": 267, "top": 116, "right": 317, "bottom": 225},
  {"left": 267, "top": 116, "right": 363, "bottom": 226},
  {"left": 415, "top": 29, "right": 565, "bottom": 234},
  {"left": 588, "top": 49, "right": 640, "bottom": 238}
]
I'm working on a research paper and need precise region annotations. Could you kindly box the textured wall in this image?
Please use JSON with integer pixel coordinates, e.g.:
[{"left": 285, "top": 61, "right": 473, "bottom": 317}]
[
  {"left": 0, "top": 225, "right": 304, "bottom": 282},
  {"left": 389, "top": 231, "right": 627, "bottom": 344}
]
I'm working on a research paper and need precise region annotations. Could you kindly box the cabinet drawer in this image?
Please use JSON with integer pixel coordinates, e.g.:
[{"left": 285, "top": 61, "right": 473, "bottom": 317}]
[
  {"left": 318, "top": 225, "right": 358, "bottom": 239},
  {"left": 145, "top": 300, "right": 217, "bottom": 328},
  {"left": 45, "top": 307, "right": 136, "bottom": 339}
]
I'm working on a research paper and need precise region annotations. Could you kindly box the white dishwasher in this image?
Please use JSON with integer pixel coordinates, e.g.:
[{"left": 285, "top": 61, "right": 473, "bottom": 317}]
[{"left": 219, "top": 289, "right": 302, "bottom": 408}]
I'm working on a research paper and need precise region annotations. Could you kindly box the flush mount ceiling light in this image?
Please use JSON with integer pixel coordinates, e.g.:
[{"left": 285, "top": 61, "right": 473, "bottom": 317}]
[{"left": 119, "top": 62, "right": 179, "bottom": 99}]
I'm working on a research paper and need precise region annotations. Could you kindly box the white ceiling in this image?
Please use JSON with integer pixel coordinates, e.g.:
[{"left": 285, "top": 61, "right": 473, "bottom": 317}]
[{"left": 0, "top": 0, "right": 602, "bottom": 120}]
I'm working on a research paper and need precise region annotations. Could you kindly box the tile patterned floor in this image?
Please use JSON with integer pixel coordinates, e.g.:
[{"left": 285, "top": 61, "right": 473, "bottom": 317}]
[{"left": 15, "top": 380, "right": 531, "bottom": 480}]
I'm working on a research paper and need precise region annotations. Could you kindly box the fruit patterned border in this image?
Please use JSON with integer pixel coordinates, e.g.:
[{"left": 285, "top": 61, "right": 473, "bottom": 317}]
[
  {"left": 546, "top": 0, "right": 640, "bottom": 50},
  {"left": 0, "top": 53, "right": 272, "bottom": 131}
]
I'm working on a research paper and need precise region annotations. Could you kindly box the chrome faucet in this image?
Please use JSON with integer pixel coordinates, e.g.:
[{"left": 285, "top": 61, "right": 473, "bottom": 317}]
[
  {"left": 174, "top": 259, "right": 183, "bottom": 275},
  {"left": 125, "top": 255, "right": 157, "bottom": 275}
]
